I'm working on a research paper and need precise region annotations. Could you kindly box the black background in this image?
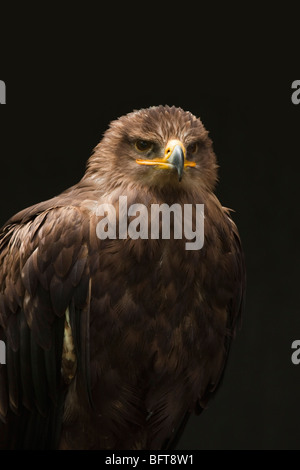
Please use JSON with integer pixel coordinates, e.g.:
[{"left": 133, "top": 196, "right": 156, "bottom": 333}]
[{"left": 0, "top": 9, "right": 300, "bottom": 450}]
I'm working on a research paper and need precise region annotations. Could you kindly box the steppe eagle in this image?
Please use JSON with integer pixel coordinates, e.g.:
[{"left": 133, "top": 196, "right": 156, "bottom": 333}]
[{"left": 0, "top": 105, "right": 245, "bottom": 449}]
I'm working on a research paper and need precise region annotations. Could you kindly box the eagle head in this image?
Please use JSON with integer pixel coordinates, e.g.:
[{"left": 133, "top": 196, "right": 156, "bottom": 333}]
[{"left": 84, "top": 105, "right": 218, "bottom": 194}]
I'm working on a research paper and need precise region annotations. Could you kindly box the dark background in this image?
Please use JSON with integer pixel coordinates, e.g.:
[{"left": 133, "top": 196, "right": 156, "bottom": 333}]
[{"left": 0, "top": 11, "right": 299, "bottom": 450}]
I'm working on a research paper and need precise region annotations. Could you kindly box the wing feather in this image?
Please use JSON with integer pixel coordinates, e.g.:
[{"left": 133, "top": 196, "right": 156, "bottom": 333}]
[
  {"left": 0, "top": 201, "right": 95, "bottom": 449},
  {"left": 196, "top": 211, "right": 246, "bottom": 411},
  {"left": 19, "top": 309, "right": 35, "bottom": 412}
]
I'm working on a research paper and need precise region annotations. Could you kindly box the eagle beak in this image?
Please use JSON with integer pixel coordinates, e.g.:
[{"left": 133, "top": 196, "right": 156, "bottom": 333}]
[
  {"left": 136, "top": 139, "right": 196, "bottom": 182},
  {"left": 165, "top": 141, "right": 185, "bottom": 182}
]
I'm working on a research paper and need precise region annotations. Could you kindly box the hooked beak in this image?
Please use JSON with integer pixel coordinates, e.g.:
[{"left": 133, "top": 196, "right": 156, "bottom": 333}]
[
  {"left": 166, "top": 143, "right": 184, "bottom": 181},
  {"left": 136, "top": 139, "right": 196, "bottom": 182}
]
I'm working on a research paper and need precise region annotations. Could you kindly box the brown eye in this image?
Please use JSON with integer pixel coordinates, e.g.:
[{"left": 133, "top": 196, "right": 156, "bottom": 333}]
[
  {"left": 135, "top": 140, "right": 153, "bottom": 152},
  {"left": 187, "top": 142, "right": 198, "bottom": 154}
]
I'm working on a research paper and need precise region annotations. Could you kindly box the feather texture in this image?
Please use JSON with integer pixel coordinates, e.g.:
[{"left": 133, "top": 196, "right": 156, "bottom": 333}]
[{"left": 0, "top": 105, "right": 245, "bottom": 449}]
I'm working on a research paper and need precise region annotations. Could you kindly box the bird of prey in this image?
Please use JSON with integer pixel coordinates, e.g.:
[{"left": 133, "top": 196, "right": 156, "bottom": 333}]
[{"left": 0, "top": 105, "right": 245, "bottom": 450}]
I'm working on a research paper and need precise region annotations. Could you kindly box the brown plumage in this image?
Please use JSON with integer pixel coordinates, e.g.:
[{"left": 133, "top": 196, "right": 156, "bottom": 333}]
[{"left": 0, "top": 105, "right": 245, "bottom": 449}]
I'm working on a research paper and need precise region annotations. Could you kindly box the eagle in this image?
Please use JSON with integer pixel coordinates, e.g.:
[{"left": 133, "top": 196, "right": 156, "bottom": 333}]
[{"left": 0, "top": 105, "right": 245, "bottom": 450}]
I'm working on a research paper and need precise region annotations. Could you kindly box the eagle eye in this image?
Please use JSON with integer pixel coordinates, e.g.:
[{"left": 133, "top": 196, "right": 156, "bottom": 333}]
[
  {"left": 187, "top": 142, "right": 198, "bottom": 154},
  {"left": 135, "top": 140, "right": 153, "bottom": 152}
]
